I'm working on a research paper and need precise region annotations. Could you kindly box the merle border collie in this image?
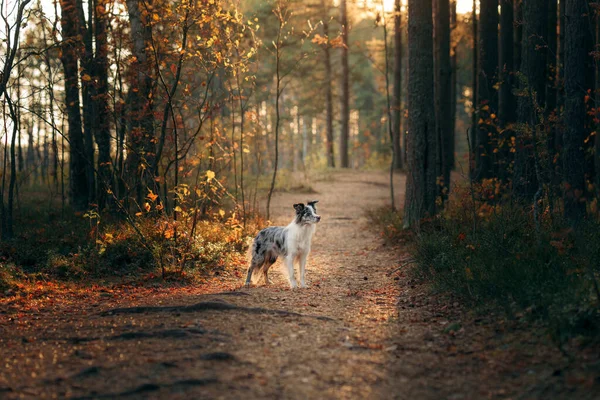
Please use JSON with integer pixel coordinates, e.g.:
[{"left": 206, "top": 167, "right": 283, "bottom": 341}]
[{"left": 245, "top": 201, "right": 321, "bottom": 289}]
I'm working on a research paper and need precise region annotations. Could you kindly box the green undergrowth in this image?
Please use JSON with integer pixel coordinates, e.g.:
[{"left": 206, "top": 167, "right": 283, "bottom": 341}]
[{"left": 371, "top": 196, "right": 600, "bottom": 343}]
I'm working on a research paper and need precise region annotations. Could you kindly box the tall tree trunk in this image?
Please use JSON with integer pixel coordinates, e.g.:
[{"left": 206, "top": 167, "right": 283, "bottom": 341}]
[
  {"left": 470, "top": 0, "right": 478, "bottom": 159},
  {"left": 434, "top": 0, "right": 452, "bottom": 195},
  {"left": 339, "top": 0, "right": 350, "bottom": 168},
  {"left": 449, "top": 0, "right": 457, "bottom": 171},
  {"left": 563, "top": 0, "right": 588, "bottom": 223},
  {"left": 596, "top": 7, "right": 600, "bottom": 199},
  {"left": 475, "top": 0, "right": 498, "bottom": 180},
  {"left": 498, "top": 0, "right": 515, "bottom": 181},
  {"left": 78, "top": 0, "right": 96, "bottom": 205},
  {"left": 499, "top": 0, "right": 515, "bottom": 128},
  {"left": 514, "top": 0, "right": 523, "bottom": 71},
  {"left": 60, "top": 0, "right": 89, "bottom": 211},
  {"left": 404, "top": 0, "right": 437, "bottom": 228},
  {"left": 392, "top": 0, "right": 403, "bottom": 169},
  {"left": 94, "top": 0, "right": 112, "bottom": 209},
  {"left": 563, "top": 0, "right": 587, "bottom": 223},
  {"left": 322, "top": 0, "right": 335, "bottom": 168},
  {"left": 514, "top": 0, "right": 548, "bottom": 200},
  {"left": 125, "top": 0, "right": 156, "bottom": 206}
]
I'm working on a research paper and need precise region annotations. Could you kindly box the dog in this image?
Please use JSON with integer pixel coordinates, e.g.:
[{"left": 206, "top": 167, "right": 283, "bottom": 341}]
[{"left": 245, "top": 200, "right": 321, "bottom": 289}]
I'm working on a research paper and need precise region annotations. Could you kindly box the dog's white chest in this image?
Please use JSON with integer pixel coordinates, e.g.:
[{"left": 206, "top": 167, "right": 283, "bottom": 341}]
[{"left": 288, "top": 225, "right": 315, "bottom": 254}]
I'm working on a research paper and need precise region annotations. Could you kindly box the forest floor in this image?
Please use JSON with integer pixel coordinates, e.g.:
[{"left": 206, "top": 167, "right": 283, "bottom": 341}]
[{"left": 1, "top": 170, "right": 600, "bottom": 399}]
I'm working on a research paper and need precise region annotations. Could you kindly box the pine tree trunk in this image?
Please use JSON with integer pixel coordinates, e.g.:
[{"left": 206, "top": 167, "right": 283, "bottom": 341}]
[
  {"left": 404, "top": 0, "right": 436, "bottom": 228},
  {"left": 514, "top": 0, "right": 548, "bottom": 200},
  {"left": 78, "top": 0, "right": 96, "bottom": 205},
  {"left": 94, "top": 0, "right": 112, "bottom": 209},
  {"left": 434, "top": 0, "right": 452, "bottom": 194},
  {"left": 322, "top": 0, "right": 335, "bottom": 168},
  {"left": 475, "top": 0, "right": 498, "bottom": 180},
  {"left": 60, "top": 0, "right": 89, "bottom": 211},
  {"left": 470, "top": 0, "right": 478, "bottom": 159},
  {"left": 392, "top": 0, "right": 403, "bottom": 169},
  {"left": 563, "top": 0, "right": 587, "bottom": 223},
  {"left": 125, "top": 0, "right": 156, "bottom": 206},
  {"left": 449, "top": 0, "right": 457, "bottom": 171},
  {"left": 499, "top": 0, "right": 515, "bottom": 128},
  {"left": 514, "top": 1, "right": 523, "bottom": 72},
  {"left": 339, "top": 0, "right": 350, "bottom": 168}
]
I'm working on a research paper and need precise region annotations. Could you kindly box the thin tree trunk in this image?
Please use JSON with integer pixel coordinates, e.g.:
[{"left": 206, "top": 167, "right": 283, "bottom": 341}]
[
  {"left": 470, "top": 0, "right": 478, "bottom": 160},
  {"left": 404, "top": 0, "right": 436, "bottom": 228},
  {"left": 382, "top": 0, "right": 395, "bottom": 210},
  {"left": 392, "top": 0, "right": 403, "bottom": 170},
  {"left": 6, "top": 96, "right": 18, "bottom": 239},
  {"left": 339, "top": 0, "right": 350, "bottom": 168},
  {"left": 449, "top": 0, "right": 457, "bottom": 171},
  {"left": 322, "top": 0, "right": 335, "bottom": 169},
  {"left": 94, "top": 0, "right": 112, "bottom": 209},
  {"left": 266, "top": 5, "right": 285, "bottom": 221}
]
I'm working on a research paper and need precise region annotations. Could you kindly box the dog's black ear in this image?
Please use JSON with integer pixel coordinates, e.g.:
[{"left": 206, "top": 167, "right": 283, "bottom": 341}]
[
  {"left": 307, "top": 200, "right": 319, "bottom": 206},
  {"left": 293, "top": 203, "right": 305, "bottom": 213}
]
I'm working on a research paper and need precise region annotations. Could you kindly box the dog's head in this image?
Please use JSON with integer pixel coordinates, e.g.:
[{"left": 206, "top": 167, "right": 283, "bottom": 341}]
[{"left": 294, "top": 201, "right": 321, "bottom": 225}]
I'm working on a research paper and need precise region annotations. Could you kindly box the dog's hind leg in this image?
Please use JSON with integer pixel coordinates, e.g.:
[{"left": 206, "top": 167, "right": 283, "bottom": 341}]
[
  {"left": 245, "top": 256, "right": 263, "bottom": 288},
  {"left": 261, "top": 258, "right": 277, "bottom": 285}
]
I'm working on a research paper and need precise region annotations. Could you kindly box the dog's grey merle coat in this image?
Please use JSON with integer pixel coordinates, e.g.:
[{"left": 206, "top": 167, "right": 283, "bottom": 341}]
[{"left": 245, "top": 201, "right": 320, "bottom": 288}]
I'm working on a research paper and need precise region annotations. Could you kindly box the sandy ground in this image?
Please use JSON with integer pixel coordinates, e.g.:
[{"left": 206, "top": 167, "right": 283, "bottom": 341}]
[{"left": 1, "top": 170, "right": 599, "bottom": 399}]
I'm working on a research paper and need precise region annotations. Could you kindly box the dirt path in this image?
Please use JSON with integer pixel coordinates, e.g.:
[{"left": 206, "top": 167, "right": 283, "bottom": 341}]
[{"left": 1, "top": 171, "right": 599, "bottom": 399}]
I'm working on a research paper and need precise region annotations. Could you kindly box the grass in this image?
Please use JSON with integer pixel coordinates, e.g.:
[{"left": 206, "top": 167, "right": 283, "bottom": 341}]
[{"left": 370, "top": 188, "right": 600, "bottom": 343}]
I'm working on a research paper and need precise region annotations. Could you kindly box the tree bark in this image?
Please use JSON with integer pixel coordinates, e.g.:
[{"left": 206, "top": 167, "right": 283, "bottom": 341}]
[
  {"left": 392, "top": 0, "right": 403, "bottom": 169},
  {"left": 404, "top": 0, "right": 437, "bottom": 228},
  {"left": 475, "top": 0, "right": 498, "bottom": 180},
  {"left": 449, "top": 0, "right": 457, "bottom": 171},
  {"left": 470, "top": 0, "right": 478, "bottom": 160},
  {"left": 563, "top": 0, "right": 587, "bottom": 223},
  {"left": 434, "top": 0, "right": 452, "bottom": 195},
  {"left": 60, "top": 0, "right": 89, "bottom": 211},
  {"left": 78, "top": 0, "right": 96, "bottom": 205},
  {"left": 125, "top": 0, "right": 156, "bottom": 206},
  {"left": 339, "top": 0, "right": 350, "bottom": 168},
  {"left": 514, "top": 0, "right": 548, "bottom": 200},
  {"left": 93, "top": 0, "right": 112, "bottom": 209},
  {"left": 321, "top": 0, "right": 335, "bottom": 168},
  {"left": 499, "top": 0, "right": 515, "bottom": 128}
]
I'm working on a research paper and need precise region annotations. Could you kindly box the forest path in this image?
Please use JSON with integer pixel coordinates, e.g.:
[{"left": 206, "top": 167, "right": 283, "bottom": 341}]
[{"left": 1, "top": 171, "right": 597, "bottom": 399}]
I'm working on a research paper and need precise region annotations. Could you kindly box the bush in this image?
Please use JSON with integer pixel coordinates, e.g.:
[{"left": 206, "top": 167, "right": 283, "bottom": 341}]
[{"left": 375, "top": 186, "right": 600, "bottom": 342}]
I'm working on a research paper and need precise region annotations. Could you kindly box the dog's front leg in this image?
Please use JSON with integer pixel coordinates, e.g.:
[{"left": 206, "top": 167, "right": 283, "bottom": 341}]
[
  {"left": 285, "top": 255, "right": 297, "bottom": 289},
  {"left": 299, "top": 252, "right": 309, "bottom": 288}
]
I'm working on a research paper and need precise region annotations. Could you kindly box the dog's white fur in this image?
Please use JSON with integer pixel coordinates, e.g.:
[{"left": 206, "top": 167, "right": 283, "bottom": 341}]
[
  {"left": 245, "top": 201, "right": 320, "bottom": 289},
  {"left": 282, "top": 218, "right": 317, "bottom": 288}
]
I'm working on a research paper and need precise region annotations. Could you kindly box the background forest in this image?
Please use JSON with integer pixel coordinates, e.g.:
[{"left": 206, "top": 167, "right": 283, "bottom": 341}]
[{"left": 1, "top": 0, "right": 600, "bottom": 340}]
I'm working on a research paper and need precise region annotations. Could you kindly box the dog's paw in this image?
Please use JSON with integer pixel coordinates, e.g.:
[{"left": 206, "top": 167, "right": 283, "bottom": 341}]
[
  {"left": 289, "top": 282, "right": 298, "bottom": 289},
  {"left": 244, "top": 282, "right": 252, "bottom": 288},
  {"left": 300, "top": 283, "right": 308, "bottom": 289}
]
